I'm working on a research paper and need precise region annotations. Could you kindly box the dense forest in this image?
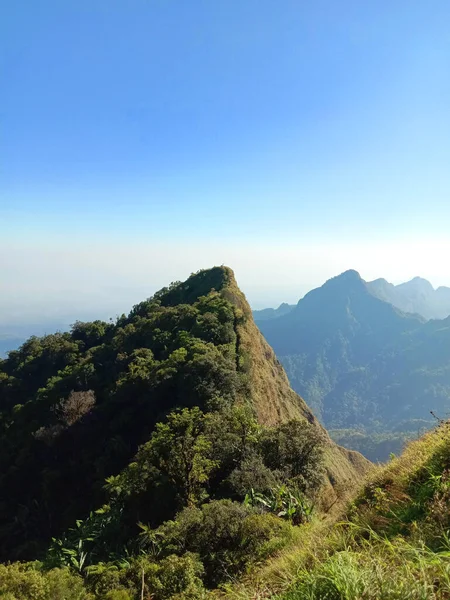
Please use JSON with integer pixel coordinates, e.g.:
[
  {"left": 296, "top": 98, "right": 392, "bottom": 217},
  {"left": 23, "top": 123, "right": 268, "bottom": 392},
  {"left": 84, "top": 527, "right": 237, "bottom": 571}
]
[{"left": 0, "top": 266, "right": 367, "bottom": 599}]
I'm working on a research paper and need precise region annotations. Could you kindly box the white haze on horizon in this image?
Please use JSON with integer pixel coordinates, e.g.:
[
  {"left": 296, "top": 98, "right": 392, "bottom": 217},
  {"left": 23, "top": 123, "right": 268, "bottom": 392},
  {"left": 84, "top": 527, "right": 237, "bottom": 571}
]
[{"left": 1, "top": 237, "right": 449, "bottom": 326}]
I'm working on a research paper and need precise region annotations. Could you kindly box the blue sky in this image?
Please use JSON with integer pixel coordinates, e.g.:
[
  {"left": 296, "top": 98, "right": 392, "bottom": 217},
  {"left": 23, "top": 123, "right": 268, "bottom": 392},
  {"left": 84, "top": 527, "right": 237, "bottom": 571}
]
[{"left": 1, "top": 1, "right": 450, "bottom": 322}]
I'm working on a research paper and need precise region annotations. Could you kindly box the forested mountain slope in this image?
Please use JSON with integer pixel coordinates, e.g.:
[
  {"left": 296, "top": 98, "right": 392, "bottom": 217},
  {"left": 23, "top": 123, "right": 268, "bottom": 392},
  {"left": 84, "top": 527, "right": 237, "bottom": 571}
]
[
  {"left": 0, "top": 266, "right": 367, "bottom": 583},
  {"left": 258, "top": 270, "right": 450, "bottom": 436}
]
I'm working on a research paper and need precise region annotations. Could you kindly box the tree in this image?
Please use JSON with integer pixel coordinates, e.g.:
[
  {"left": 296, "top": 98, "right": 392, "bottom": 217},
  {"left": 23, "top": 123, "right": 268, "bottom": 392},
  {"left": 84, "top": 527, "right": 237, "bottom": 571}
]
[
  {"left": 260, "top": 420, "right": 325, "bottom": 493},
  {"left": 117, "top": 407, "right": 218, "bottom": 508}
]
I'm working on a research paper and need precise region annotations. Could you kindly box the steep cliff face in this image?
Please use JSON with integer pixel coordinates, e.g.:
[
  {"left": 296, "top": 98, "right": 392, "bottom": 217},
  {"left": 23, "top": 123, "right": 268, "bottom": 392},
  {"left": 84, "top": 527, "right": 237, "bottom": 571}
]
[
  {"left": 215, "top": 268, "right": 316, "bottom": 425},
  {"left": 203, "top": 267, "right": 370, "bottom": 493}
]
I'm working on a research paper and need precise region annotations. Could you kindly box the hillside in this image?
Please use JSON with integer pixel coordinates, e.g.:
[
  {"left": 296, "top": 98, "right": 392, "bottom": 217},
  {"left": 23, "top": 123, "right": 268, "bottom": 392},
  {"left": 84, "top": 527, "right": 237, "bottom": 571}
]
[
  {"left": 258, "top": 271, "right": 450, "bottom": 451},
  {"left": 0, "top": 266, "right": 368, "bottom": 598},
  {"left": 368, "top": 276, "right": 450, "bottom": 320},
  {"left": 220, "top": 420, "right": 450, "bottom": 600}
]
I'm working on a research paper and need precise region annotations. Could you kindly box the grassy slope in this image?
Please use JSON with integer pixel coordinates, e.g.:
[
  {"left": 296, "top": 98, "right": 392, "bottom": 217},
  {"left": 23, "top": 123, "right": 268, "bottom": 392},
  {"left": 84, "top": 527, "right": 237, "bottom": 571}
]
[{"left": 218, "top": 421, "right": 450, "bottom": 599}]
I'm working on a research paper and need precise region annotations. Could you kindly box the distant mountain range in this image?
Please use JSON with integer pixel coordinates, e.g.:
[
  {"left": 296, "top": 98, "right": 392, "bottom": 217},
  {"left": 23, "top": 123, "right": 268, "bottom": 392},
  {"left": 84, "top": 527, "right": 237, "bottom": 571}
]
[
  {"left": 367, "top": 276, "right": 450, "bottom": 320},
  {"left": 252, "top": 302, "right": 296, "bottom": 321},
  {"left": 257, "top": 270, "right": 450, "bottom": 444},
  {"left": 254, "top": 275, "right": 450, "bottom": 322}
]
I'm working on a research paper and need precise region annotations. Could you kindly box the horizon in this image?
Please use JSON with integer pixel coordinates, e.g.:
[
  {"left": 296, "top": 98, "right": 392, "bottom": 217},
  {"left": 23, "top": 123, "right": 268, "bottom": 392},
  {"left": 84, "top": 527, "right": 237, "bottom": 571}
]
[
  {"left": 1, "top": 264, "right": 448, "bottom": 328},
  {"left": 3, "top": 1, "right": 450, "bottom": 323}
]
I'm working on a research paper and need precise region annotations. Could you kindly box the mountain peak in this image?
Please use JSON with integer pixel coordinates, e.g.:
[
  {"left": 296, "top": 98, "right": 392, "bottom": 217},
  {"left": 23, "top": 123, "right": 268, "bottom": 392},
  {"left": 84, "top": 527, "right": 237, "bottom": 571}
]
[
  {"left": 157, "top": 266, "right": 237, "bottom": 307},
  {"left": 340, "top": 269, "right": 362, "bottom": 279},
  {"left": 324, "top": 269, "right": 365, "bottom": 291},
  {"left": 398, "top": 277, "right": 434, "bottom": 293}
]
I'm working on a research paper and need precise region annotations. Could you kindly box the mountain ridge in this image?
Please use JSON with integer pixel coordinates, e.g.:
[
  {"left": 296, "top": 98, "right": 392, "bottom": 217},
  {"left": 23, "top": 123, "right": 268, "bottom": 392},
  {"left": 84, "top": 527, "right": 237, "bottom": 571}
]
[
  {"left": 258, "top": 270, "right": 450, "bottom": 453},
  {"left": 254, "top": 272, "right": 450, "bottom": 322}
]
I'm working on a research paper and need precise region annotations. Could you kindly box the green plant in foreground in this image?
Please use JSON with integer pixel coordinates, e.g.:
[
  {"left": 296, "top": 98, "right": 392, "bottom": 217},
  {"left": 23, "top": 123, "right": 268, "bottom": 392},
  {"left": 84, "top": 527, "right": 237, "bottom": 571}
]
[{"left": 245, "top": 485, "right": 314, "bottom": 525}]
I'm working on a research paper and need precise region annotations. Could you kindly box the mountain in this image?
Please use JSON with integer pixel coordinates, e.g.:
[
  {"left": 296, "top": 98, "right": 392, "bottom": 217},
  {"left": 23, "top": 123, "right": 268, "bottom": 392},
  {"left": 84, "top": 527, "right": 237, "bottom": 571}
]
[
  {"left": 253, "top": 302, "right": 296, "bottom": 321},
  {"left": 367, "top": 276, "right": 450, "bottom": 320},
  {"left": 254, "top": 275, "right": 450, "bottom": 324},
  {"left": 258, "top": 270, "right": 450, "bottom": 439},
  {"left": 0, "top": 266, "right": 367, "bottom": 578}
]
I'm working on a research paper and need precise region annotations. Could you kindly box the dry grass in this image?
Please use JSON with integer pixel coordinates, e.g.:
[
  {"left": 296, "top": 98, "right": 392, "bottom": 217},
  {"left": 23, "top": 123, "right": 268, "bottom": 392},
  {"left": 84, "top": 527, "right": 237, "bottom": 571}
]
[{"left": 219, "top": 271, "right": 371, "bottom": 509}]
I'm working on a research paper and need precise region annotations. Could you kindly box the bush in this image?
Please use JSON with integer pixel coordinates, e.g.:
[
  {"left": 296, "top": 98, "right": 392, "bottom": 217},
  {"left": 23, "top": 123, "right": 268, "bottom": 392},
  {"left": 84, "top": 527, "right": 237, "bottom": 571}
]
[
  {"left": 0, "top": 563, "right": 48, "bottom": 600},
  {"left": 0, "top": 563, "right": 91, "bottom": 600},
  {"left": 46, "top": 567, "right": 90, "bottom": 600},
  {"left": 227, "top": 454, "right": 281, "bottom": 497},
  {"left": 147, "top": 553, "right": 205, "bottom": 600},
  {"left": 103, "top": 591, "right": 132, "bottom": 600},
  {"left": 86, "top": 565, "right": 124, "bottom": 599},
  {"left": 100, "top": 553, "right": 206, "bottom": 600},
  {"left": 151, "top": 500, "right": 292, "bottom": 586},
  {"left": 260, "top": 420, "right": 325, "bottom": 493}
]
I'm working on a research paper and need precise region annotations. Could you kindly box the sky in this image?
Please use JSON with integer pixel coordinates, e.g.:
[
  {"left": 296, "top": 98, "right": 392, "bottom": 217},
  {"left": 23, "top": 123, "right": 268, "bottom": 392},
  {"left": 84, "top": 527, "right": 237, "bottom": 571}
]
[{"left": 2, "top": 0, "right": 450, "bottom": 324}]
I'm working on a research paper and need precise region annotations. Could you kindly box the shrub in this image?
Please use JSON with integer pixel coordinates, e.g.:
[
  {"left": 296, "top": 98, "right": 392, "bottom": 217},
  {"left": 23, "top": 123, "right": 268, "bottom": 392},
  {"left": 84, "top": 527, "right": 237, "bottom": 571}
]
[
  {"left": 150, "top": 500, "right": 292, "bottom": 587},
  {"left": 227, "top": 454, "right": 281, "bottom": 497},
  {"left": 260, "top": 420, "right": 325, "bottom": 493},
  {"left": 0, "top": 563, "right": 91, "bottom": 600},
  {"left": 117, "top": 553, "right": 205, "bottom": 600},
  {"left": 45, "top": 567, "right": 90, "bottom": 600},
  {"left": 0, "top": 563, "right": 48, "bottom": 600},
  {"left": 103, "top": 591, "right": 132, "bottom": 600},
  {"left": 86, "top": 565, "right": 125, "bottom": 599}
]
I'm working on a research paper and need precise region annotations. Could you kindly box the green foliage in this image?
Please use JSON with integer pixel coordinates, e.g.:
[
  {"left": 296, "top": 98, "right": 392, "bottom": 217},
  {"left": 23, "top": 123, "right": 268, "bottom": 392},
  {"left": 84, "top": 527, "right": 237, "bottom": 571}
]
[
  {"left": 127, "top": 553, "right": 205, "bottom": 600},
  {"left": 0, "top": 563, "right": 90, "bottom": 600},
  {"left": 0, "top": 266, "right": 332, "bottom": 598},
  {"left": 260, "top": 420, "right": 325, "bottom": 492},
  {"left": 282, "top": 538, "right": 450, "bottom": 600},
  {"left": 227, "top": 454, "right": 281, "bottom": 496},
  {"left": 273, "top": 423, "right": 450, "bottom": 600},
  {"left": 245, "top": 485, "right": 315, "bottom": 525},
  {"left": 112, "top": 407, "right": 218, "bottom": 508},
  {"left": 103, "top": 591, "right": 132, "bottom": 600},
  {"left": 142, "top": 500, "right": 293, "bottom": 587},
  {"left": 0, "top": 271, "right": 243, "bottom": 560}
]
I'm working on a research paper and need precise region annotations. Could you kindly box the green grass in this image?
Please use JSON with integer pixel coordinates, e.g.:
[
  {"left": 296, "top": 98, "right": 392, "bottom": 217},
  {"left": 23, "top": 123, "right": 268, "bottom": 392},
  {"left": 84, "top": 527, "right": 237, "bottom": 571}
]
[
  {"left": 217, "top": 422, "right": 450, "bottom": 600},
  {"left": 281, "top": 531, "right": 450, "bottom": 600}
]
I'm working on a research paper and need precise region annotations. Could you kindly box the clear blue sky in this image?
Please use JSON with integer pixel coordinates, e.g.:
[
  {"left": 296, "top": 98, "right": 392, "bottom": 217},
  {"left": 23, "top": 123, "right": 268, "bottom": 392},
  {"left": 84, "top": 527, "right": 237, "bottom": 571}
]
[{"left": 1, "top": 1, "right": 450, "bottom": 322}]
